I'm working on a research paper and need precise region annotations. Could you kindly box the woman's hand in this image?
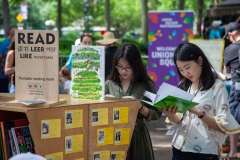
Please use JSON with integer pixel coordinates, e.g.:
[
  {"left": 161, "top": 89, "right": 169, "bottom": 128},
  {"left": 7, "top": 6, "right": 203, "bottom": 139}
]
[{"left": 162, "top": 106, "right": 178, "bottom": 117}]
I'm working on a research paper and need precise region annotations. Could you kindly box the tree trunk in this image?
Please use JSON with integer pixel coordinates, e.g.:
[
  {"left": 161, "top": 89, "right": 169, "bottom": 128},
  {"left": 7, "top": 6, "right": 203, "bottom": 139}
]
[
  {"left": 141, "top": 0, "right": 148, "bottom": 43},
  {"left": 2, "top": 0, "right": 10, "bottom": 37},
  {"left": 178, "top": 0, "right": 185, "bottom": 10},
  {"left": 197, "top": 0, "right": 203, "bottom": 36},
  {"left": 105, "top": 0, "right": 110, "bottom": 31},
  {"left": 57, "top": 0, "right": 62, "bottom": 37}
]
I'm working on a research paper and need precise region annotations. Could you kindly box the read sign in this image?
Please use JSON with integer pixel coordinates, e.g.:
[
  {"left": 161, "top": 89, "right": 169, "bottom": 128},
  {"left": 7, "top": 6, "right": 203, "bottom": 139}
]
[{"left": 15, "top": 30, "right": 59, "bottom": 102}]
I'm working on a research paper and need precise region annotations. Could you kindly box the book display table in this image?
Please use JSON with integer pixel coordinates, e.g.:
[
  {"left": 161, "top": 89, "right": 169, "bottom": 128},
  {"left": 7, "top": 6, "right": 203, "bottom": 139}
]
[{"left": 0, "top": 94, "right": 139, "bottom": 160}]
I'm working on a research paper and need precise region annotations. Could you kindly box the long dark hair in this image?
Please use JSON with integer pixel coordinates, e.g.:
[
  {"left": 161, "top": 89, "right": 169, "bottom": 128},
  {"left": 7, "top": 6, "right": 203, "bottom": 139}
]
[
  {"left": 107, "top": 43, "right": 154, "bottom": 91},
  {"left": 8, "top": 37, "right": 15, "bottom": 51},
  {"left": 174, "top": 43, "right": 217, "bottom": 91}
]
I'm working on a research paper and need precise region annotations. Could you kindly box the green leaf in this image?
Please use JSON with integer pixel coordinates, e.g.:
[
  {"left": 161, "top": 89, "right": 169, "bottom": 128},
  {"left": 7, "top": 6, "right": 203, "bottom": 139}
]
[
  {"left": 148, "top": 31, "right": 155, "bottom": 37},
  {"left": 184, "top": 17, "right": 194, "bottom": 24}
]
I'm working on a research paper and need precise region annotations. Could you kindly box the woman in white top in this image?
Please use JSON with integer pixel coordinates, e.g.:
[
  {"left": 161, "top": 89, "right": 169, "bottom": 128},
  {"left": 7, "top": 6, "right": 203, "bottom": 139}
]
[{"left": 162, "top": 43, "right": 240, "bottom": 160}]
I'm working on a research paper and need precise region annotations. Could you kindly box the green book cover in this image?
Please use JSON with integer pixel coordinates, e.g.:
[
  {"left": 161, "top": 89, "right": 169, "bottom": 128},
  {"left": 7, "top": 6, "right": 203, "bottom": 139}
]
[{"left": 141, "top": 95, "right": 198, "bottom": 114}]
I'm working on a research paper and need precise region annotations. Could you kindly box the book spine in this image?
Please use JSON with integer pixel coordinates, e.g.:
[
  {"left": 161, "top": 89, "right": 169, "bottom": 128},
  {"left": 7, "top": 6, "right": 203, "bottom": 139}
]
[
  {"left": 8, "top": 130, "right": 14, "bottom": 156},
  {"left": 22, "top": 127, "right": 35, "bottom": 153},
  {"left": 0, "top": 123, "right": 7, "bottom": 160},
  {"left": 11, "top": 128, "right": 19, "bottom": 154}
]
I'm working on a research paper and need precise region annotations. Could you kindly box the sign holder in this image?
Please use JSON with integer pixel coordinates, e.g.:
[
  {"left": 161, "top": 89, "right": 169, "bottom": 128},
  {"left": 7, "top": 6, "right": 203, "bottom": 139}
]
[{"left": 5, "top": 30, "right": 66, "bottom": 107}]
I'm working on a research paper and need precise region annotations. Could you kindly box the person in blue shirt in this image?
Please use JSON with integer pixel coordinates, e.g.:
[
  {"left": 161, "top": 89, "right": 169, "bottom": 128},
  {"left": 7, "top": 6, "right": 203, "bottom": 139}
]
[
  {"left": 0, "top": 28, "right": 16, "bottom": 93},
  {"left": 209, "top": 20, "right": 224, "bottom": 39}
]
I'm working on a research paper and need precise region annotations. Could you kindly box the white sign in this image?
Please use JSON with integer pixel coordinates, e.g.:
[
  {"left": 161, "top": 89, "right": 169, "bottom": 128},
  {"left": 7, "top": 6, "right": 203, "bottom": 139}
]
[
  {"left": 71, "top": 45, "right": 105, "bottom": 100},
  {"left": 190, "top": 40, "right": 225, "bottom": 72},
  {"left": 15, "top": 30, "right": 59, "bottom": 102}
]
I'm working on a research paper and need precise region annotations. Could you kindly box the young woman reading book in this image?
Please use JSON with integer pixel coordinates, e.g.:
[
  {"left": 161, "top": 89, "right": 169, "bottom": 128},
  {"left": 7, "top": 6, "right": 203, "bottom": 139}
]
[
  {"left": 162, "top": 43, "right": 240, "bottom": 160},
  {"left": 105, "top": 43, "right": 162, "bottom": 160}
]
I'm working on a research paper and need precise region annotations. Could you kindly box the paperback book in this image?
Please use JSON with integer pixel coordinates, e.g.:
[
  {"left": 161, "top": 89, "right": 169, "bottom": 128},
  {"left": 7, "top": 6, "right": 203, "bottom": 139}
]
[
  {"left": 141, "top": 82, "right": 198, "bottom": 113},
  {"left": 71, "top": 46, "right": 105, "bottom": 100},
  {"left": 11, "top": 126, "right": 35, "bottom": 154}
]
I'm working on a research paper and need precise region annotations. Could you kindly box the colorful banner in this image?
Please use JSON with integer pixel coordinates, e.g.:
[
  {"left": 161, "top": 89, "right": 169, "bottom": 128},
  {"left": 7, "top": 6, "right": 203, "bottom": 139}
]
[{"left": 148, "top": 11, "right": 194, "bottom": 88}]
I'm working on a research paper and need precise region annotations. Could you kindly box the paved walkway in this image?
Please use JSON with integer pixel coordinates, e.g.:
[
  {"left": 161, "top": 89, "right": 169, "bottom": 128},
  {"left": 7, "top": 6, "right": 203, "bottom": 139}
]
[{"left": 146, "top": 115, "right": 240, "bottom": 160}]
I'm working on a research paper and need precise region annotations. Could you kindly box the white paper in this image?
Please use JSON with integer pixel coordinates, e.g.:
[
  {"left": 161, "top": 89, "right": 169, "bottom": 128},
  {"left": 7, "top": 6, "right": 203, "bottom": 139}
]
[
  {"left": 143, "top": 82, "right": 194, "bottom": 105},
  {"left": 104, "top": 94, "right": 134, "bottom": 100},
  {"left": 18, "top": 99, "right": 47, "bottom": 106},
  {"left": 143, "top": 91, "right": 156, "bottom": 104},
  {"left": 154, "top": 82, "right": 194, "bottom": 104}
]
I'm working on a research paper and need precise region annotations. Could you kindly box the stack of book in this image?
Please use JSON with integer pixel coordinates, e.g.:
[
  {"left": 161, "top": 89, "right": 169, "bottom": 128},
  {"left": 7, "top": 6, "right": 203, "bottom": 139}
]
[{"left": 0, "top": 119, "right": 35, "bottom": 160}]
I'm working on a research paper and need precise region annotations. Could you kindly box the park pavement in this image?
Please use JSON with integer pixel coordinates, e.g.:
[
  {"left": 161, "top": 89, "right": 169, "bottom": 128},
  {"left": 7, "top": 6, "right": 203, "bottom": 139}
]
[{"left": 146, "top": 115, "right": 240, "bottom": 160}]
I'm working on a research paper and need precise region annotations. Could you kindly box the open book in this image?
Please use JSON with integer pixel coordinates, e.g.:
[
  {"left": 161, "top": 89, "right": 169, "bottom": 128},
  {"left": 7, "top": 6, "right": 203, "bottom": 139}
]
[
  {"left": 141, "top": 82, "right": 198, "bottom": 113},
  {"left": 104, "top": 94, "right": 134, "bottom": 100}
]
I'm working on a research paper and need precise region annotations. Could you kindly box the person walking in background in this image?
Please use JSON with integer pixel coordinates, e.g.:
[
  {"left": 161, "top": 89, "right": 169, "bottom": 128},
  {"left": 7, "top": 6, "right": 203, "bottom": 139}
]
[
  {"left": 0, "top": 28, "right": 16, "bottom": 93},
  {"left": 162, "top": 43, "right": 240, "bottom": 160},
  {"left": 4, "top": 37, "right": 16, "bottom": 93},
  {"left": 96, "top": 31, "right": 121, "bottom": 79},
  {"left": 59, "top": 33, "right": 92, "bottom": 93},
  {"left": 223, "top": 22, "right": 240, "bottom": 160},
  {"left": 209, "top": 20, "right": 224, "bottom": 39},
  {"left": 105, "top": 43, "right": 162, "bottom": 160}
]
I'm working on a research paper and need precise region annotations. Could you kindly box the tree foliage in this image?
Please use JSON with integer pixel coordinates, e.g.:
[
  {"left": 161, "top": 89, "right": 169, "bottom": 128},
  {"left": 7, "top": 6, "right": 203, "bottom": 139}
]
[
  {"left": 0, "top": 0, "right": 55, "bottom": 30},
  {"left": 0, "top": 0, "right": 225, "bottom": 37}
]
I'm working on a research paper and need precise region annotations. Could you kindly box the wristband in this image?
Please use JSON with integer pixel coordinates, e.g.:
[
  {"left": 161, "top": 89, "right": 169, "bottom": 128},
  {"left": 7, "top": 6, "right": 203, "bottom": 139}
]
[
  {"left": 138, "top": 105, "right": 144, "bottom": 112},
  {"left": 139, "top": 106, "right": 146, "bottom": 112},
  {"left": 198, "top": 111, "right": 206, "bottom": 119}
]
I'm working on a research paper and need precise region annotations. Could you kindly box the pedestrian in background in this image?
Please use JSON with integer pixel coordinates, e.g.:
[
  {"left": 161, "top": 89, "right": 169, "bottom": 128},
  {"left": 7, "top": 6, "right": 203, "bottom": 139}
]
[
  {"left": 4, "top": 37, "right": 16, "bottom": 93},
  {"left": 223, "top": 22, "right": 240, "bottom": 160},
  {"left": 96, "top": 31, "right": 121, "bottom": 79},
  {"left": 209, "top": 20, "right": 224, "bottom": 39},
  {"left": 0, "top": 28, "right": 16, "bottom": 93}
]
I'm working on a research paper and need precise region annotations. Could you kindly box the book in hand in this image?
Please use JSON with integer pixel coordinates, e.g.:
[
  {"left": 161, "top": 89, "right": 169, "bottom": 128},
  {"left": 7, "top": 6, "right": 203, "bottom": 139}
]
[
  {"left": 104, "top": 94, "right": 134, "bottom": 100},
  {"left": 141, "top": 82, "right": 198, "bottom": 113}
]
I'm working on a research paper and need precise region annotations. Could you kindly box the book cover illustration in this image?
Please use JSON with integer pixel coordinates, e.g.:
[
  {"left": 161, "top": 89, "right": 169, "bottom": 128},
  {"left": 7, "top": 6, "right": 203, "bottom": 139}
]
[
  {"left": 0, "top": 119, "right": 28, "bottom": 160},
  {"left": 12, "top": 126, "right": 35, "bottom": 154},
  {"left": 142, "top": 82, "right": 198, "bottom": 113},
  {"left": 71, "top": 46, "right": 105, "bottom": 100}
]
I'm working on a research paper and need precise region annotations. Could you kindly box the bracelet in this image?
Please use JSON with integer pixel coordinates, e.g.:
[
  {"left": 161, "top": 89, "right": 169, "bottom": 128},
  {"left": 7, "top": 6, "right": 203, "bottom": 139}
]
[
  {"left": 139, "top": 106, "right": 146, "bottom": 112},
  {"left": 198, "top": 111, "right": 206, "bottom": 119},
  {"left": 138, "top": 105, "right": 144, "bottom": 112}
]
